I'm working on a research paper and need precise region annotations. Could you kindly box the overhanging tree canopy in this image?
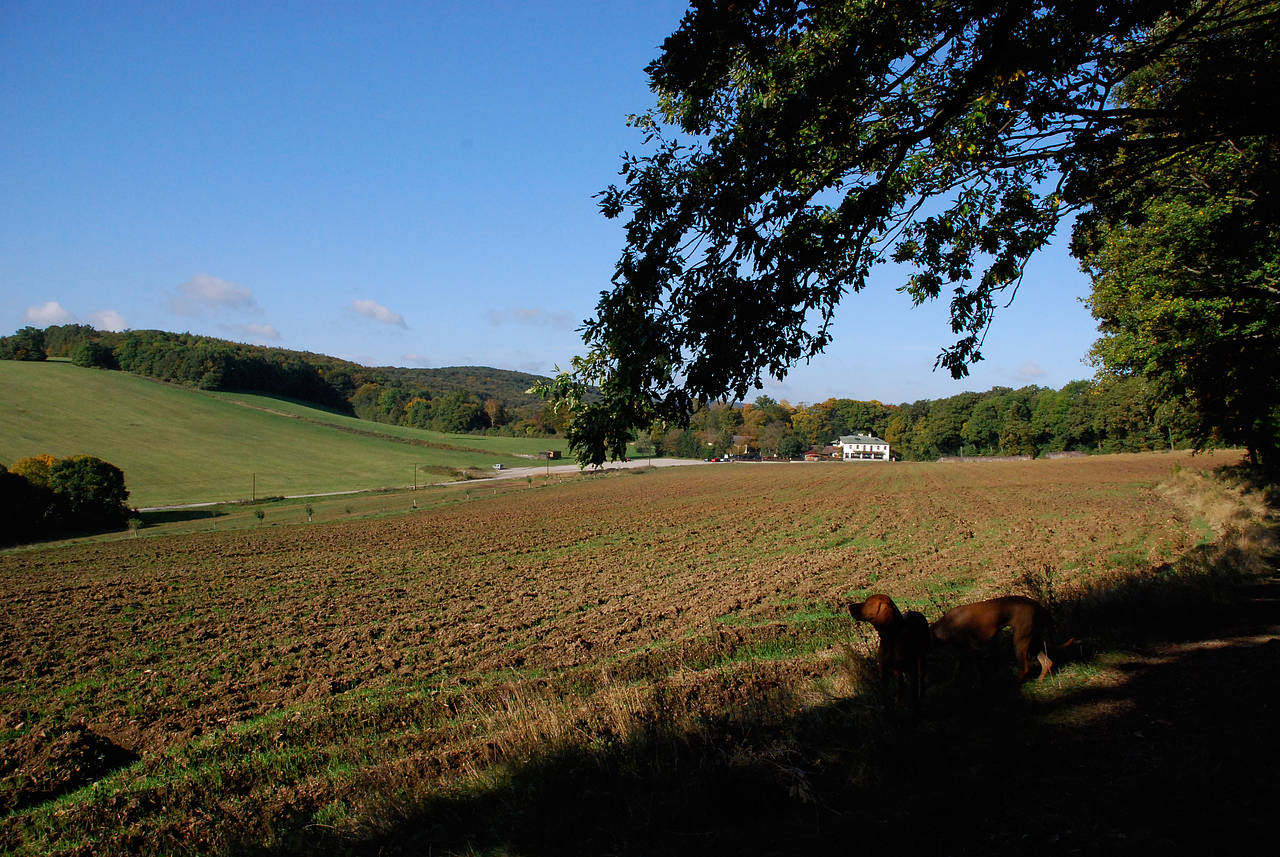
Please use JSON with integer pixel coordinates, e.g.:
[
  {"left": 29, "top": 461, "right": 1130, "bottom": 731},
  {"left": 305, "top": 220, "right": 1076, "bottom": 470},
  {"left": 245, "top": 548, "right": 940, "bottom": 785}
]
[
  {"left": 540, "top": 0, "right": 1278, "bottom": 465},
  {"left": 1076, "top": 9, "right": 1280, "bottom": 470}
]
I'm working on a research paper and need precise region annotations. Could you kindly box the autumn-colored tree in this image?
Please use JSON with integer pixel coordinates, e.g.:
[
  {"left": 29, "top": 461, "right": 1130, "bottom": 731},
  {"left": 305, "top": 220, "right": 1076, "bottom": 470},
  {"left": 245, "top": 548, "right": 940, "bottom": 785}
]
[
  {"left": 1, "top": 455, "right": 132, "bottom": 543},
  {"left": 404, "top": 396, "right": 433, "bottom": 428},
  {"left": 483, "top": 398, "right": 507, "bottom": 429},
  {"left": 790, "top": 401, "right": 836, "bottom": 448},
  {"left": 11, "top": 454, "right": 59, "bottom": 487}
]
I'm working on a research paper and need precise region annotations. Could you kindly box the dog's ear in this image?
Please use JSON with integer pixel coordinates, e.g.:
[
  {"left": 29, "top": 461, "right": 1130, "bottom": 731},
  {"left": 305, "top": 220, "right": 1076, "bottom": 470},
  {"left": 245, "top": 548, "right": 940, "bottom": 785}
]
[{"left": 868, "top": 595, "right": 893, "bottom": 624}]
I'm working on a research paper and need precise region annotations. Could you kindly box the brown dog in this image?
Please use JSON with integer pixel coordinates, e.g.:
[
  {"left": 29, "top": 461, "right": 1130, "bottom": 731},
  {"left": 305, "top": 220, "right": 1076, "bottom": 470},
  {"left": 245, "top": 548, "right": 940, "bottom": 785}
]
[
  {"left": 929, "top": 595, "right": 1073, "bottom": 681},
  {"left": 848, "top": 594, "right": 931, "bottom": 706}
]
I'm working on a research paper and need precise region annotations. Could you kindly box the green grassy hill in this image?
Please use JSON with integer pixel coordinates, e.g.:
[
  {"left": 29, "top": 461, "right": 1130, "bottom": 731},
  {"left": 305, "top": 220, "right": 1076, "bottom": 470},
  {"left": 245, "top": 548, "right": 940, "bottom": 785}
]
[{"left": 0, "top": 361, "right": 564, "bottom": 507}]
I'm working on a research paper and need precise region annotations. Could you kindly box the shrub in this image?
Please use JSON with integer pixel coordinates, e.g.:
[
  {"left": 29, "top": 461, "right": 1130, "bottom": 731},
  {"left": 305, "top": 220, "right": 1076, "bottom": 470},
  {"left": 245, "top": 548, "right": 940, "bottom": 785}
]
[
  {"left": 11, "top": 454, "right": 58, "bottom": 487},
  {"left": 0, "top": 455, "right": 132, "bottom": 544},
  {"left": 47, "top": 455, "right": 131, "bottom": 531},
  {"left": 0, "top": 326, "right": 47, "bottom": 361},
  {"left": 0, "top": 466, "right": 56, "bottom": 545},
  {"left": 71, "top": 340, "right": 118, "bottom": 369}
]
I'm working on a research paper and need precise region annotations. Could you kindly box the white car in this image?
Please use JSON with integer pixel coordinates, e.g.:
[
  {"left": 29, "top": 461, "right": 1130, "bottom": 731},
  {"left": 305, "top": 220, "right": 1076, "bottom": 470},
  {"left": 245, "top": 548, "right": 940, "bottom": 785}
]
[{"left": 492, "top": 463, "right": 505, "bottom": 470}]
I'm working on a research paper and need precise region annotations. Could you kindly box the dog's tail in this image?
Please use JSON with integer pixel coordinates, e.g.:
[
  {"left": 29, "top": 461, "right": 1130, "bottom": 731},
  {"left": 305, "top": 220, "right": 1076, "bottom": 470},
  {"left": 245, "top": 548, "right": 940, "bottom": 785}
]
[
  {"left": 1041, "top": 610, "right": 1078, "bottom": 654},
  {"left": 1039, "top": 636, "right": 1080, "bottom": 666}
]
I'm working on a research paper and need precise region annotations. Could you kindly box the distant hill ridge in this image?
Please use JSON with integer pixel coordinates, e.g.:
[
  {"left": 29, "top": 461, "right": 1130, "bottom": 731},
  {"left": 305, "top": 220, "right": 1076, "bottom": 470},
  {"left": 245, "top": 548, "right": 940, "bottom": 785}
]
[
  {"left": 1, "top": 324, "right": 557, "bottom": 435},
  {"left": 0, "top": 359, "right": 567, "bottom": 507}
]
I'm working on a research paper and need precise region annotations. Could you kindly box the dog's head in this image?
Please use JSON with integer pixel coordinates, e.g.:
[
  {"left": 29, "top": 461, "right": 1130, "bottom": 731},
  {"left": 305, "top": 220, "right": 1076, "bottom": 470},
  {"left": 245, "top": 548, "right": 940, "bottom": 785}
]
[{"left": 848, "top": 593, "right": 900, "bottom": 626}]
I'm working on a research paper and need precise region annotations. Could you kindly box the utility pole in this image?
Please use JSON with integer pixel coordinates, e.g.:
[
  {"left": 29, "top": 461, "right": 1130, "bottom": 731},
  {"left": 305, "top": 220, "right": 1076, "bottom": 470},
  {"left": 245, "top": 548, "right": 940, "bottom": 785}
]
[{"left": 251, "top": 472, "right": 256, "bottom": 502}]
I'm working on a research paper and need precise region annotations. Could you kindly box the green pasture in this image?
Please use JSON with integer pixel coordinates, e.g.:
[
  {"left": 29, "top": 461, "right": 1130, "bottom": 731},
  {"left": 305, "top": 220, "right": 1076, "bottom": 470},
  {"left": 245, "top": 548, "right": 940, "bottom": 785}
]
[
  {"left": 17, "top": 470, "right": 603, "bottom": 551},
  {"left": 205, "top": 390, "right": 568, "bottom": 457},
  {"left": 0, "top": 361, "right": 562, "bottom": 507}
]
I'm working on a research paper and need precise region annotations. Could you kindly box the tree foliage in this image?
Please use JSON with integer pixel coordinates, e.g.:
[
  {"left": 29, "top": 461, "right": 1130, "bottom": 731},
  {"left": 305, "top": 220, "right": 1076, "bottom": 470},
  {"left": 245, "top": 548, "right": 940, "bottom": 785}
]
[
  {"left": 0, "top": 455, "right": 132, "bottom": 545},
  {"left": 0, "top": 326, "right": 47, "bottom": 361},
  {"left": 71, "top": 340, "right": 118, "bottom": 369},
  {"left": 11, "top": 453, "right": 58, "bottom": 488},
  {"left": 1076, "top": 3, "right": 1280, "bottom": 471},
  {"left": 539, "top": 0, "right": 1277, "bottom": 464},
  {"left": 644, "top": 374, "right": 1189, "bottom": 464},
  {"left": 0, "top": 465, "right": 53, "bottom": 546},
  {"left": 47, "top": 456, "right": 132, "bottom": 531}
]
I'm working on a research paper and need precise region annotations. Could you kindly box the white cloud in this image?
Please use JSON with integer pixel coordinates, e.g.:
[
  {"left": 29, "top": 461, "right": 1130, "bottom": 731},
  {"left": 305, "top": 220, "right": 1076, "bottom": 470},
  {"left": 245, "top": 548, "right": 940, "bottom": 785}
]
[
  {"left": 24, "top": 301, "right": 75, "bottom": 325},
  {"left": 226, "top": 322, "right": 281, "bottom": 342},
  {"left": 402, "top": 353, "right": 434, "bottom": 367},
  {"left": 487, "top": 307, "right": 575, "bottom": 329},
  {"left": 350, "top": 299, "right": 407, "bottom": 327},
  {"left": 1013, "top": 360, "right": 1048, "bottom": 384},
  {"left": 171, "top": 274, "right": 258, "bottom": 316},
  {"left": 90, "top": 309, "right": 127, "bottom": 331}
]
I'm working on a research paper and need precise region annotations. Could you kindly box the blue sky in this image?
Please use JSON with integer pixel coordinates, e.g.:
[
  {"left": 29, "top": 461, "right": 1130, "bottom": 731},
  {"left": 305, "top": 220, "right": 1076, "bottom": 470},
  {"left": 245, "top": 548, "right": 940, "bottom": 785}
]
[{"left": 1, "top": 1, "right": 1101, "bottom": 405}]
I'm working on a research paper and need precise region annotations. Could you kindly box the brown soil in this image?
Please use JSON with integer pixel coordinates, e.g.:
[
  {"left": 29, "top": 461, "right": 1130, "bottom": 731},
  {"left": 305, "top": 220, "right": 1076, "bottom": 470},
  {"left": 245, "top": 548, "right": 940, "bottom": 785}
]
[
  {"left": 359, "top": 575, "right": 1280, "bottom": 856},
  {"left": 2, "top": 451, "right": 1276, "bottom": 853}
]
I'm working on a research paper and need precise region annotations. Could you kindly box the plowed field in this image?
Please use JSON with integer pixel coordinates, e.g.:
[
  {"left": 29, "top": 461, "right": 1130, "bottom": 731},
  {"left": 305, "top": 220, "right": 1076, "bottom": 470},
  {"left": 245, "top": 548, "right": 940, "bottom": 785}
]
[{"left": 0, "top": 450, "right": 1260, "bottom": 854}]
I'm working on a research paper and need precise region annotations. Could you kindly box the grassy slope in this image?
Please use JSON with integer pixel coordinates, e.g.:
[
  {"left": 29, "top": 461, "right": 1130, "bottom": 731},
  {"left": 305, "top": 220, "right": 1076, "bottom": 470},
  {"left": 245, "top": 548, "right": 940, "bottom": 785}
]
[
  {"left": 205, "top": 390, "right": 564, "bottom": 456},
  {"left": 0, "top": 361, "right": 562, "bottom": 507}
]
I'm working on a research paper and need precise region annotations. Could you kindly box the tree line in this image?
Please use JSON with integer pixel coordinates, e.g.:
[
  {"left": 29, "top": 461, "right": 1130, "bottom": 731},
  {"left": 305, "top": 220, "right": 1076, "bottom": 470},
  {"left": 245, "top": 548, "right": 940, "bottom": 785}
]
[
  {"left": 643, "top": 375, "right": 1199, "bottom": 462},
  {"left": 0, "top": 454, "right": 132, "bottom": 546},
  {"left": 1, "top": 325, "right": 562, "bottom": 437},
  {"left": 540, "top": 0, "right": 1279, "bottom": 476},
  {"left": 5, "top": 323, "right": 1194, "bottom": 459}
]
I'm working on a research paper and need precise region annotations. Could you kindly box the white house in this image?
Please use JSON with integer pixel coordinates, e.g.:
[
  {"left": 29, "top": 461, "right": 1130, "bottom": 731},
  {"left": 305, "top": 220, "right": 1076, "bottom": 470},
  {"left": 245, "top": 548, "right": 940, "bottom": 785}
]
[{"left": 835, "top": 432, "right": 891, "bottom": 461}]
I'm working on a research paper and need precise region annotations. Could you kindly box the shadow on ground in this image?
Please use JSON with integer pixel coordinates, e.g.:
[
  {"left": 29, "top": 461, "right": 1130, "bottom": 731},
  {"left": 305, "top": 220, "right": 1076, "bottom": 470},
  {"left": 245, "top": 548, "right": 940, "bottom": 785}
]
[
  {"left": 139, "top": 508, "right": 226, "bottom": 525},
  {"left": 252, "top": 565, "right": 1280, "bottom": 857},
  {"left": 259, "top": 471, "right": 1280, "bottom": 856}
]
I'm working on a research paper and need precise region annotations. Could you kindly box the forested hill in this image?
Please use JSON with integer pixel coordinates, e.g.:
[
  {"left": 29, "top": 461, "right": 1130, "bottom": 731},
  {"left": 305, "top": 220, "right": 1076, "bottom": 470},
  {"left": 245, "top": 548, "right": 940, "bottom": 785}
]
[
  {"left": 0, "top": 324, "right": 556, "bottom": 435},
  {"left": 0, "top": 323, "right": 1207, "bottom": 459},
  {"left": 367, "top": 364, "right": 547, "bottom": 410}
]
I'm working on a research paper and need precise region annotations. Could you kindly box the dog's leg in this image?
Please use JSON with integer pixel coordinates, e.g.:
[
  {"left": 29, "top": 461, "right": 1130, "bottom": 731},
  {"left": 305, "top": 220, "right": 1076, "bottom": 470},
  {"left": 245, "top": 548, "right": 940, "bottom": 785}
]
[
  {"left": 1016, "top": 649, "right": 1032, "bottom": 681},
  {"left": 1036, "top": 647, "right": 1053, "bottom": 680},
  {"left": 876, "top": 647, "right": 892, "bottom": 702},
  {"left": 1013, "top": 622, "right": 1038, "bottom": 681}
]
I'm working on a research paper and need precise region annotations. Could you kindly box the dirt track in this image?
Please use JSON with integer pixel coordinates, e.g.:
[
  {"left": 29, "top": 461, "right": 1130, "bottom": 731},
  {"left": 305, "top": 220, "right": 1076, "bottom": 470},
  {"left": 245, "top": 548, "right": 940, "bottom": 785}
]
[
  {"left": 138, "top": 456, "right": 712, "bottom": 510},
  {"left": 437, "top": 455, "right": 709, "bottom": 485}
]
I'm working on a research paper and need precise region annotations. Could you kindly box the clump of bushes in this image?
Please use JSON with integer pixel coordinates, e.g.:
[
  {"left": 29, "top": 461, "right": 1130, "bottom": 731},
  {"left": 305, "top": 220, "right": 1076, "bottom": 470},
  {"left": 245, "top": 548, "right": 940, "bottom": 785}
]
[
  {"left": 0, "top": 454, "right": 133, "bottom": 546},
  {"left": 70, "top": 340, "right": 118, "bottom": 369},
  {"left": 0, "top": 326, "right": 47, "bottom": 361}
]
